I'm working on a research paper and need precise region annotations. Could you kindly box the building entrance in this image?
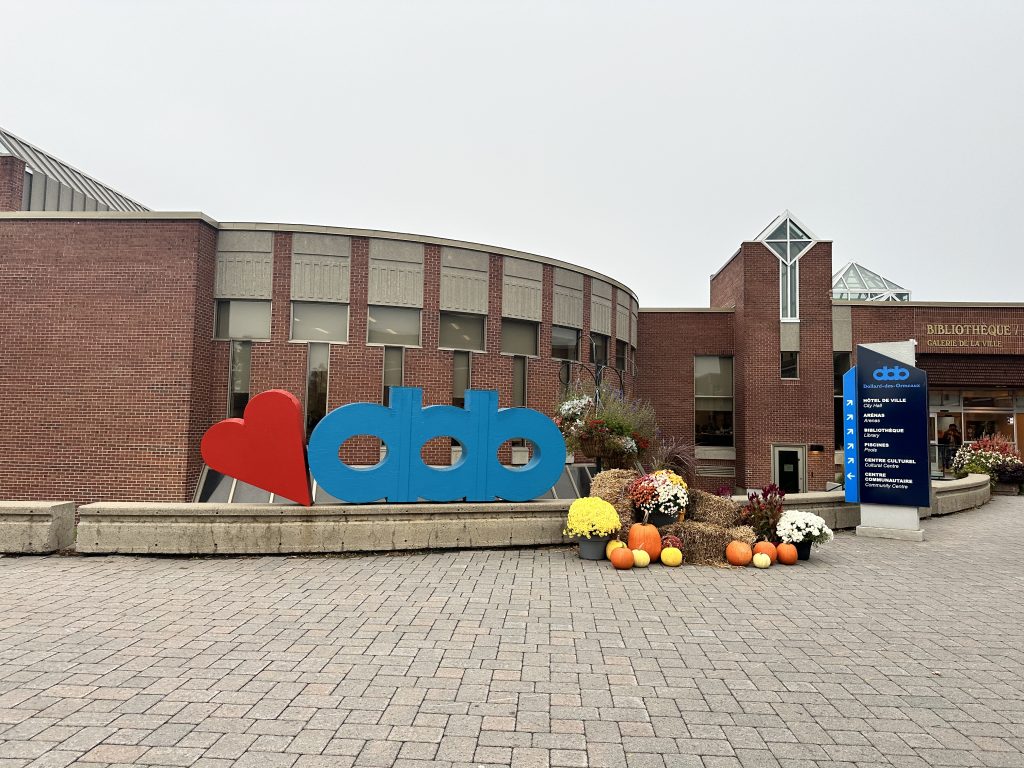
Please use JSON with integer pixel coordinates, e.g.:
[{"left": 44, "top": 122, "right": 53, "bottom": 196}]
[{"left": 773, "top": 445, "right": 805, "bottom": 494}]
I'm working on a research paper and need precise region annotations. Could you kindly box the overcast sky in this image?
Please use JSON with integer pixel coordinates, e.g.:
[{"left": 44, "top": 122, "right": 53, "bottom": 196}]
[{"left": 5, "top": 1, "right": 1023, "bottom": 306}]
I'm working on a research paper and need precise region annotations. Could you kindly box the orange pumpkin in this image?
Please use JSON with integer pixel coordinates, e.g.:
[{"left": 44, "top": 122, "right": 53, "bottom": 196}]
[
  {"left": 628, "top": 522, "right": 662, "bottom": 562},
  {"left": 610, "top": 547, "right": 634, "bottom": 570},
  {"left": 725, "top": 541, "right": 752, "bottom": 567},
  {"left": 776, "top": 543, "right": 798, "bottom": 565},
  {"left": 753, "top": 541, "right": 777, "bottom": 564}
]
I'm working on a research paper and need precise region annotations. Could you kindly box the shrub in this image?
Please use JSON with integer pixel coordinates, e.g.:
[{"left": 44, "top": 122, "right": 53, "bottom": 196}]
[{"left": 741, "top": 484, "right": 786, "bottom": 543}]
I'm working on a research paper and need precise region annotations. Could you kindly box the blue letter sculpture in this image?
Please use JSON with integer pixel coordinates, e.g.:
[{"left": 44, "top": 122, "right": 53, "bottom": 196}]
[{"left": 307, "top": 388, "right": 567, "bottom": 503}]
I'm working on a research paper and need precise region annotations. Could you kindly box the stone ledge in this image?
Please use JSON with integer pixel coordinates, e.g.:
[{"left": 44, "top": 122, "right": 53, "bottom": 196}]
[
  {"left": 0, "top": 501, "right": 76, "bottom": 553},
  {"left": 76, "top": 501, "right": 574, "bottom": 555}
]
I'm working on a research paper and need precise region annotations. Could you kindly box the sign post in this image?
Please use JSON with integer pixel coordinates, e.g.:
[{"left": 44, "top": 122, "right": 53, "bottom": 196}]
[{"left": 845, "top": 342, "right": 930, "bottom": 540}]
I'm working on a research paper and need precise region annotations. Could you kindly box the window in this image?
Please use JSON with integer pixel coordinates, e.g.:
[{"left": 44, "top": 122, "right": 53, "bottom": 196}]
[
  {"left": 215, "top": 300, "right": 271, "bottom": 340},
  {"left": 694, "top": 356, "right": 734, "bottom": 447},
  {"left": 551, "top": 325, "right": 580, "bottom": 360},
  {"left": 292, "top": 302, "right": 348, "bottom": 342},
  {"left": 306, "top": 343, "right": 329, "bottom": 437},
  {"left": 781, "top": 351, "right": 799, "bottom": 379},
  {"left": 440, "top": 312, "right": 485, "bottom": 351},
  {"left": 762, "top": 217, "right": 812, "bottom": 320},
  {"left": 512, "top": 356, "right": 527, "bottom": 407},
  {"left": 592, "top": 333, "right": 609, "bottom": 367},
  {"left": 501, "top": 319, "right": 538, "bottom": 356},
  {"left": 452, "top": 351, "right": 471, "bottom": 407},
  {"left": 383, "top": 347, "right": 403, "bottom": 406},
  {"left": 833, "top": 352, "right": 851, "bottom": 449},
  {"left": 228, "top": 341, "right": 252, "bottom": 418},
  {"left": 616, "top": 339, "right": 629, "bottom": 371},
  {"left": 367, "top": 305, "right": 420, "bottom": 346}
]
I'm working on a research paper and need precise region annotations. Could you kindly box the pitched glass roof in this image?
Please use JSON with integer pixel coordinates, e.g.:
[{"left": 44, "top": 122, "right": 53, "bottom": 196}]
[{"left": 832, "top": 262, "right": 910, "bottom": 301}]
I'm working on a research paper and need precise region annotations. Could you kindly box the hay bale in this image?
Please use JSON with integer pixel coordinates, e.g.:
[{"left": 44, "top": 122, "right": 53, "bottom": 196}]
[
  {"left": 659, "top": 521, "right": 756, "bottom": 565},
  {"left": 686, "top": 489, "right": 742, "bottom": 528},
  {"left": 589, "top": 469, "right": 640, "bottom": 541}
]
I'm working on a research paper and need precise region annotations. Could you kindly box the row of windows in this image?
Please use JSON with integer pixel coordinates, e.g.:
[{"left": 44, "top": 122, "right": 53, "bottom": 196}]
[{"left": 216, "top": 299, "right": 632, "bottom": 367}]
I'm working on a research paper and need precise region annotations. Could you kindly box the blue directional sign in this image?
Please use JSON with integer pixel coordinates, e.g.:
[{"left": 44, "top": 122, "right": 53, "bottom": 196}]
[
  {"left": 848, "top": 347, "right": 931, "bottom": 508},
  {"left": 843, "top": 367, "right": 859, "bottom": 503}
]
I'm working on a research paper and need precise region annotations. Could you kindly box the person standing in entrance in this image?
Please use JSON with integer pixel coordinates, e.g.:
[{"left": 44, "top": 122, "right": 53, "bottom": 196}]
[{"left": 941, "top": 423, "right": 963, "bottom": 470}]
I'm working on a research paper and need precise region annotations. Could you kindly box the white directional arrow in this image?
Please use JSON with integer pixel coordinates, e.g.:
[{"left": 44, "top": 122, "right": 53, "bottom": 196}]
[
  {"left": 847, "top": 443, "right": 855, "bottom": 450},
  {"left": 847, "top": 473, "right": 856, "bottom": 480},
  {"left": 846, "top": 413, "right": 854, "bottom": 421},
  {"left": 847, "top": 428, "right": 855, "bottom": 435},
  {"left": 847, "top": 457, "right": 855, "bottom": 464},
  {"left": 846, "top": 399, "right": 853, "bottom": 406}
]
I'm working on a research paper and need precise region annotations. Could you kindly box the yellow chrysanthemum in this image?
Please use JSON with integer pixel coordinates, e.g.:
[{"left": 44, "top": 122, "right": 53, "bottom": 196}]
[{"left": 563, "top": 497, "right": 621, "bottom": 539}]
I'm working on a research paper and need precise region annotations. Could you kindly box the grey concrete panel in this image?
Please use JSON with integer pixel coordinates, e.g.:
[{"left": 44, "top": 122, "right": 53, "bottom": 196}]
[
  {"left": 503, "top": 256, "right": 543, "bottom": 280},
  {"left": 369, "top": 238, "right": 423, "bottom": 263},
  {"left": 832, "top": 304, "right": 852, "bottom": 351},
  {"left": 217, "top": 230, "right": 273, "bottom": 253},
  {"left": 780, "top": 321, "right": 800, "bottom": 352},
  {"left": 553, "top": 267, "right": 584, "bottom": 290},
  {"left": 591, "top": 278, "right": 612, "bottom": 299},
  {"left": 293, "top": 232, "right": 351, "bottom": 258},
  {"left": 0, "top": 501, "right": 75, "bottom": 553},
  {"left": 442, "top": 246, "right": 488, "bottom": 271}
]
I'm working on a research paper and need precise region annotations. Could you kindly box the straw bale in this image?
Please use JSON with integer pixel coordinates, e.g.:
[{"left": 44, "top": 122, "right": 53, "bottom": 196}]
[
  {"left": 589, "top": 469, "right": 640, "bottom": 541},
  {"left": 659, "top": 521, "right": 757, "bottom": 565},
  {"left": 686, "top": 489, "right": 742, "bottom": 528}
]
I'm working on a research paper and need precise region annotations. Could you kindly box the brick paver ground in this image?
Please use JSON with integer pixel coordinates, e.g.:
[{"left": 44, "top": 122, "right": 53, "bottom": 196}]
[{"left": 2, "top": 497, "right": 1024, "bottom": 768}]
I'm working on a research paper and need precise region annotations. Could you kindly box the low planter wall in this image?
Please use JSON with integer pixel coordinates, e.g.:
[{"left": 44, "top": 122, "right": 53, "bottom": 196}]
[
  {"left": 729, "top": 474, "right": 991, "bottom": 531},
  {"left": 0, "top": 501, "right": 75, "bottom": 554},
  {"left": 76, "top": 500, "right": 574, "bottom": 555}
]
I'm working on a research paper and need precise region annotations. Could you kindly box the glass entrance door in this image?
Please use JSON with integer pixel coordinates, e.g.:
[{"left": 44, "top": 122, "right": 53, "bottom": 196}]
[{"left": 773, "top": 445, "right": 805, "bottom": 494}]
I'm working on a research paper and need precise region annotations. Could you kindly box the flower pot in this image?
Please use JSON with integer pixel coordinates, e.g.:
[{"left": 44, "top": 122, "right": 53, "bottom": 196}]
[
  {"left": 795, "top": 540, "right": 812, "bottom": 561},
  {"left": 648, "top": 510, "right": 677, "bottom": 528},
  {"left": 577, "top": 535, "right": 612, "bottom": 560},
  {"left": 993, "top": 482, "right": 1021, "bottom": 496}
]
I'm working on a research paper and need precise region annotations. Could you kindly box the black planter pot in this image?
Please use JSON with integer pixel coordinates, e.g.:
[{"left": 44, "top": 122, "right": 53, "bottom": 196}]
[
  {"left": 795, "top": 540, "right": 812, "bottom": 561},
  {"left": 648, "top": 510, "right": 677, "bottom": 528}
]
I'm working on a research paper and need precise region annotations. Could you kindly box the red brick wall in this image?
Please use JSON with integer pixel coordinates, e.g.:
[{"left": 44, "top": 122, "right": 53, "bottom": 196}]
[
  {"left": 636, "top": 310, "right": 735, "bottom": 490},
  {"left": 0, "top": 218, "right": 217, "bottom": 504},
  {"left": 0, "top": 156, "right": 26, "bottom": 211},
  {"left": 735, "top": 241, "right": 835, "bottom": 491}
]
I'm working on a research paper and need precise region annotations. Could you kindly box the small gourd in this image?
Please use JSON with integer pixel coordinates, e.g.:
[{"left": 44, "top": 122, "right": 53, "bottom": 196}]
[
  {"left": 776, "top": 543, "right": 798, "bottom": 565},
  {"left": 752, "top": 552, "right": 772, "bottom": 569},
  {"left": 610, "top": 547, "right": 634, "bottom": 570},
  {"left": 753, "top": 541, "right": 778, "bottom": 564},
  {"left": 725, "top": 541, "right": 753, "bottom": 567},
  {"left": 660, "top": 547, "right": 683, "bottom": 567}
]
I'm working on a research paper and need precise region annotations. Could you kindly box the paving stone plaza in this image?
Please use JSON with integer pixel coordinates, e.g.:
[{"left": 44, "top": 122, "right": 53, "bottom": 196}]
[{"left": 2, "top": 498, "right": 1023, "bottom": 768}]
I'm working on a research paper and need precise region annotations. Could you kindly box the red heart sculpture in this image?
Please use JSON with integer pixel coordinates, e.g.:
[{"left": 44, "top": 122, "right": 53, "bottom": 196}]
[{"left": 200, "top": 389, "right": 313, "bottom": 505}]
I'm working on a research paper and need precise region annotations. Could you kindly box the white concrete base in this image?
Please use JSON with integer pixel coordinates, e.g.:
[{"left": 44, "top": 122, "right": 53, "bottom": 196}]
[
  {"left": 856, "top": 525, "right": 926, "bottom": 541},
  {"left": 0, "top": 501, "right": 76, "bottom": 553}
]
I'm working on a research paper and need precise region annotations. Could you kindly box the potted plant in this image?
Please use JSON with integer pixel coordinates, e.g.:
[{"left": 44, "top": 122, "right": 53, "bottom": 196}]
[
  {"left": 627, "top": 470, "right": 689, "bottom": 528},
  {"left": 776, "top": 510, "right": 834, "bottom": 560},
  {"left": 737, "top": 484, "right": 786, "bottom": 544},
  {"left": 555, "top": 386, "right": 655, "bottom": 469},
  {"left": 995, "top": 462, "right": 1024, "bottom": 495},
  {"left": 563, "top": 497, "right": 622, "bottom": 560}
]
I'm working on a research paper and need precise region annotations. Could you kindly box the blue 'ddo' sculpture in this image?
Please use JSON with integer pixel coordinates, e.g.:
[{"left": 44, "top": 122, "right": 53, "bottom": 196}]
[{"left": 307, "top": 388, "right": 567, "bottom": 503}]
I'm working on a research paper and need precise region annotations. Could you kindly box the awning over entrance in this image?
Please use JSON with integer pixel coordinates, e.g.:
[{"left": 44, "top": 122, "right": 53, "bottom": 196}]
[{"left": 918, "top": 354, "right": 1024, "bottom": 388}]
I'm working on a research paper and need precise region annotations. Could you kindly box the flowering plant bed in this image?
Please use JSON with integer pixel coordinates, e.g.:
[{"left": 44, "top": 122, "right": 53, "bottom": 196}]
[{"left": 952, "top": 435, "right": 1024, "bottom": 488}]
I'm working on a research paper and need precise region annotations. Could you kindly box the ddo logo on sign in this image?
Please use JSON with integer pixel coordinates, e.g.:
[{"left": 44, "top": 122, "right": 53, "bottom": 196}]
[
  {"left": 872, "top": 365, "right": 910, "bottom": 381},
  {"left": 200, "top": 387, "right": 567, "bottom": 505}
]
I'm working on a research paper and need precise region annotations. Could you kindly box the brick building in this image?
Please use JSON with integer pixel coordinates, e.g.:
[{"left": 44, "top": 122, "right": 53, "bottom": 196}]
[{"left": 1, "top": 129, "right": 1022, "bottom": 503}]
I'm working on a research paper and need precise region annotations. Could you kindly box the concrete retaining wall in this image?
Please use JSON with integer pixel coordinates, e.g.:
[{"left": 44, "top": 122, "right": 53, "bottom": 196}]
[
  {"left": 729, "top": 474, "right": 991, "bottom": 531},
  {"left": 76, "top": 500, "right": 574, "bottom": 555},
  {"left": 0, "top": 501, "right": 75, "bottom": 553}
]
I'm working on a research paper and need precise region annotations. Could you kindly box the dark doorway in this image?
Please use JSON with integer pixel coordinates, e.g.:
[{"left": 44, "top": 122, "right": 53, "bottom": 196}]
[{"left": 776, "top": 448, "right": 802, "bottom": 494}]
